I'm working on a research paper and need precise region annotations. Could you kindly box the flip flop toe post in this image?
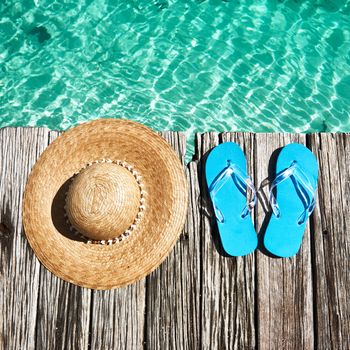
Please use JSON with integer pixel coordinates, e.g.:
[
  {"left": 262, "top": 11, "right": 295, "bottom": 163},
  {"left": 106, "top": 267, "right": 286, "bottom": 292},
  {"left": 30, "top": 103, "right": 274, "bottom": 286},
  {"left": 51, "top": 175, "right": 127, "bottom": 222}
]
[
  {"left": 205, "top": 142, "right": 257, "bottom": 257},
  {"left": 264, "top": 143, "right": 318, "bottom": 258}
]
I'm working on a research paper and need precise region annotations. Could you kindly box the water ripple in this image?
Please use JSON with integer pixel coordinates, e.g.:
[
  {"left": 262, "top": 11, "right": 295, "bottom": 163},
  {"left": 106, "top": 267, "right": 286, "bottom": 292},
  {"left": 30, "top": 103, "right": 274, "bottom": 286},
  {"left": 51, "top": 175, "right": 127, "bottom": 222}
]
[{"left": 0, "top": 0, "right": 350, "bottom": 159}]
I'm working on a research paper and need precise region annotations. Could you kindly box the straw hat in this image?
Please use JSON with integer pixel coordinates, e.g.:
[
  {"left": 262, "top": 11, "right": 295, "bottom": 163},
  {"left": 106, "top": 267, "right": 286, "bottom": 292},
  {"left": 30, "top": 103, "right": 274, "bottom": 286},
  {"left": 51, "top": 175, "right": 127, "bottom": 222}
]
[{"left": 23, "top": 119, "right": 188, "bottom": 289}]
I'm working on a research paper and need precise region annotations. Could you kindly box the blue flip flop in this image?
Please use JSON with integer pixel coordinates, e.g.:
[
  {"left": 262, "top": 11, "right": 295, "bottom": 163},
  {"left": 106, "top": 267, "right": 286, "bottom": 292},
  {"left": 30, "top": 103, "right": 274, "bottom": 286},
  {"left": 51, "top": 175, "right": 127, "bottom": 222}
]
[
  {"left": 205, "top": 142, "right": 257, "bottom": 257},
  {"left": 264, "top": 143, "right": 318, "bottom": 258}
]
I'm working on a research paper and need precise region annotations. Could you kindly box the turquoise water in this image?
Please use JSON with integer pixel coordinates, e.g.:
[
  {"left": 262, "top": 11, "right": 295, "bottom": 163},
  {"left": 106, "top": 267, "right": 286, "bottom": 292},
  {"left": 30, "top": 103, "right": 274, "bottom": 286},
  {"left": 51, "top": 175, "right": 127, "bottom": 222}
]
[{"left": 1, "top": 0, "right": 350, "bottom": 158}]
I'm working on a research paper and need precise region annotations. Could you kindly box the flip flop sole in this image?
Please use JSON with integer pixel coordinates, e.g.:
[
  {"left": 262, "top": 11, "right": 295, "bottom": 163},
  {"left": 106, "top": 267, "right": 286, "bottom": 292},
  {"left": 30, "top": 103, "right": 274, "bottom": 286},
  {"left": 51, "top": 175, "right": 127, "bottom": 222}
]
[
  {"left": 205, "top": 142, "right": 257, "bottom": 257},
  {"left": 264, "top": 143, "right": 318, "bottom": 258}
]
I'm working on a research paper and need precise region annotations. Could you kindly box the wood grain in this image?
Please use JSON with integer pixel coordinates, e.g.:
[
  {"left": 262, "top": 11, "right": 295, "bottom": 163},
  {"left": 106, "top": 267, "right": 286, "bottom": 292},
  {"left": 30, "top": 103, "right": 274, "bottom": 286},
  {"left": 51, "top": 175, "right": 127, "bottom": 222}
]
[
  {"left": 199, "top": 132, "right": 256, "bottom": 350},
  {"left": 145, "top": 132, "right": 201, "bottom": 350},
  {"left": 309, "top": 133, "right": 350, "bottom": 350},
  {"left": 0, "top": 128, "right": 47, "bottom": 350},
  {"left": 90, "top": 283, "right": 146, "bottom": 350},
  {"left": 1, "top": 128, "right": 350, "bottom": 350},
  {"left": 35, "top": 131, "right": 91, "bottom": 350},
  {"left": 255, "top": 134, "right": 314, "bottom": 350}
]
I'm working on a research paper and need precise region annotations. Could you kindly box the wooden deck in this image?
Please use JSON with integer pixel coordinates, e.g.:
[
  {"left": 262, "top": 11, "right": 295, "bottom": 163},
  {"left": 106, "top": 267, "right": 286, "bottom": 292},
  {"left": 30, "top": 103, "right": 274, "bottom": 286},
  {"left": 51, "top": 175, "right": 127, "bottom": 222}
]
[{"left": 0, "top": 128, "right": 349, "bottom": 350}]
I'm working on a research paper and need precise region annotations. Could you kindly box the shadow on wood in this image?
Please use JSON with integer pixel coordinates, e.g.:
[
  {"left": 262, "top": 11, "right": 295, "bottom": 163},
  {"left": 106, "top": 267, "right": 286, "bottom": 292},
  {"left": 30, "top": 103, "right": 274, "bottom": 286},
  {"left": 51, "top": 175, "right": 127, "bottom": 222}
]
[
  {"left": 197, "top": 147, "right": 232, "bottom": 258},
  {"left": 256, "top": 146, "right": 283, "bottom": 258}
]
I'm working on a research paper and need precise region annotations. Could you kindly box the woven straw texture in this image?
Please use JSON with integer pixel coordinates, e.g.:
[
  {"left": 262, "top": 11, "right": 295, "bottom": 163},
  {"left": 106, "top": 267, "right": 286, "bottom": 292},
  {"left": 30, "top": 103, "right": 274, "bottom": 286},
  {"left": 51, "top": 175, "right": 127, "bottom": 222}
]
[
  {"left": 23, "top": 119, "right": 188, "bottom": 289},
  {"left": 65, "top": 162, "right": 142, "bottom": 241}
]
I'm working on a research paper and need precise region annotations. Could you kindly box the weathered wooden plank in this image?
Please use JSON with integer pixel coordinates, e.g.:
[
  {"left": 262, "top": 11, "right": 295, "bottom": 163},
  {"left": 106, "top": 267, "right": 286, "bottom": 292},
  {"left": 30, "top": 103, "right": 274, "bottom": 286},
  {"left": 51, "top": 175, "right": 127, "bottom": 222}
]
[
  {"left": 0, "top": 128, "right": 47, "bottom": 350},
  {"left": 36, "top": 276, "right": 91, "bottom": 350},
  {"left": 2, "top": 127, "right": 350, "bottom": 350},
  {"left": 35, "top": 131, "right": 91, "bottom": 350},
  {"left": 309, "top": 133, "right": 350, "bottom": 350},
  {"left": 255, "top": 134, "right": 314, "bottom": 350},
  {"left": 145, "top": 132, "right": 201, "bottom": 350},
  {"left": 90, "top": 284, "right": 146, "bottom": 350},
  {"left": 90, "top": 132, "right": 190, "bottom": 350},
  {"left": 199, "top": 132, "right": 256, "bottom": 350}
]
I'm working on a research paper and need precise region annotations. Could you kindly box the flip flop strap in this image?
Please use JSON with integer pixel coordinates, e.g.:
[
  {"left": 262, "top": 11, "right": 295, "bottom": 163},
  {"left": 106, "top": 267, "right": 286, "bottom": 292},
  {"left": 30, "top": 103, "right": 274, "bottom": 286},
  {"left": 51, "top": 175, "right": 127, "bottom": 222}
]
[
  {"left": 209, "top": 162, "right": 256, "bottom": 223},
  {"left": 269, "top": 160, "right": 317, "bottom": 224}
]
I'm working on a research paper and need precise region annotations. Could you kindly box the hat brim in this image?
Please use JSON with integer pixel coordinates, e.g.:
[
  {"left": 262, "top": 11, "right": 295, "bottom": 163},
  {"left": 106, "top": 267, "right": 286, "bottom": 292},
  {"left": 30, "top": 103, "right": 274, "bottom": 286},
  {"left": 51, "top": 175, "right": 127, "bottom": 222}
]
[{"left": 23, "top": 119, "right": 188, "bottom": 289}]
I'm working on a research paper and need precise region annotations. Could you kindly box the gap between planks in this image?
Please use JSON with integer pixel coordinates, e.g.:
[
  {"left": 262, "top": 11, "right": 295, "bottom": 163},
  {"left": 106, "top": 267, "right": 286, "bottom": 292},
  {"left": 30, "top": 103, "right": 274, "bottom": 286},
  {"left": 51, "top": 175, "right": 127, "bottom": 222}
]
[{"left": 0, "top": 129, "right": 349, "bottom": 350}]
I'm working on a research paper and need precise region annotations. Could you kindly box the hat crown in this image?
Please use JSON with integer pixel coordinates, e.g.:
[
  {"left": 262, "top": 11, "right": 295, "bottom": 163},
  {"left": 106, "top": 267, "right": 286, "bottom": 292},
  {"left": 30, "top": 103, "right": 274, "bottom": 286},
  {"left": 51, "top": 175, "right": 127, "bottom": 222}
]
[{"left": 65, "top": 162, "right": 140, "bottom": 241}]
